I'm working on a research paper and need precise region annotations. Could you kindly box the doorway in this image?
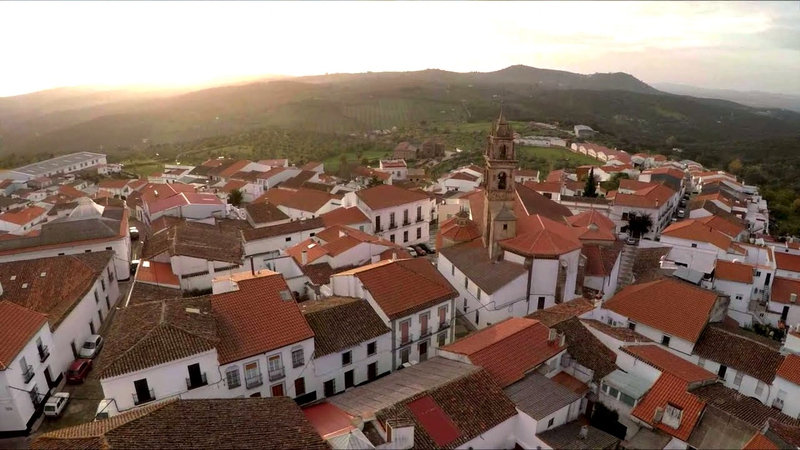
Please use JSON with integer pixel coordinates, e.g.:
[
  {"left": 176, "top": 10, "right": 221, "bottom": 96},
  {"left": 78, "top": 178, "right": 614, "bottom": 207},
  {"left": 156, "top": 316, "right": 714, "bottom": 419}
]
[
  {"left": 782, "top": 306, "right": 790, "bottom": 322},
  {"left": 271, "top": 383, "right": 285, "bottom": 397},
  {"left": 344, "top": 370, "right": 355, "bottom": 389},
  {"left": 368, "top": 362, "right": 377, "bottom": 381},
  {"left": 133, "top": 379, "right": 152, "bottom": 404},
  {"left": 419, "top": 341, "right": 429, "bottom": 362},
  {"left": 187, "top": 363, "right": 204, "bottom": 389},
  {"left": 44, "top": 366, "right": 54, "bottom": 390}
]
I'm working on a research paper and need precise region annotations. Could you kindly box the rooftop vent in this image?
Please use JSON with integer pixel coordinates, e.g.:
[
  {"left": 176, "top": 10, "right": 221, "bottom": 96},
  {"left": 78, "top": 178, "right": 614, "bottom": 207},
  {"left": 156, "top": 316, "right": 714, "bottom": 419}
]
[
  {"left": 279, "top": 290, "right": 292, "bottom": 301},
  {"left": 185, "top": 307, "right": 201, "bottom": 314},
  {"left": 10, "top": 275, "right": 16, "bottom": 281},
  {"left": 40, "top": 272, "right": 46, "bottom": 277},
  {"left": 21, "top": 283, "right": 28, "bottom": 289}
]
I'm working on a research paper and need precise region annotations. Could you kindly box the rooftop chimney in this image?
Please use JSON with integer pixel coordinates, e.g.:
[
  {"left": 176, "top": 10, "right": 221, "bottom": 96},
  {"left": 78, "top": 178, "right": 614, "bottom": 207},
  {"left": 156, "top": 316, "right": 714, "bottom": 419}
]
[
  {"left": 392, "top": 251, "right": 397, "bottom": 261},
  {"left": 579, "top": 425, "right": 589, "bottom": 440},
  {"left": 301, "top": 250, "right": 307, "bottom": 266}
]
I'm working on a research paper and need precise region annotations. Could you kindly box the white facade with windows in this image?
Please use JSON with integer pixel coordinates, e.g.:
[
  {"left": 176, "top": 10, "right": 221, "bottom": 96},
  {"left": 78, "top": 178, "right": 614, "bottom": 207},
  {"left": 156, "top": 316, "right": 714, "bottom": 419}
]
[
  {"left": 342, "top": 193, "right": 431, "bottom": 246},
  {"left": 312, "top": 333, "right": 392, "bottom": 398}
]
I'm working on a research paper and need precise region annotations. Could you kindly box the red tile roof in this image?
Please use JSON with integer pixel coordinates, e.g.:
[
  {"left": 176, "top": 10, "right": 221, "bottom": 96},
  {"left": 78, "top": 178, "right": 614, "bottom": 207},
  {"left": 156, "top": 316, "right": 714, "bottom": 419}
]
[
  {"left": 211, "top": 272, "right": 314, "bottom": 364},
  {"left": 662, "top": 219, "right": 734, "bottom": 251},
  {"left": 354, "top": 184, "right": 430, "bottom": 210},
  {"left": 437, "top": 215, "right": 482, "bottom": 248},
  {"left": 221, "top": 179, "right": 248, "bottom": 193},
  {"left": 217, "top": 160, "right": 252, "bottom": 179},
  {"left": 335, "top": 259, "right": 457, "bottom": 319},
  {"left": 448, "top": 172, "right": 479, "bottom": 182},
  {"left": 546, "top": 169, "right": 567, "bottom": 183},
  {"left": 0, "top": 300, "right": 48, "bottom": 370},
  {"left": 697, "top": 215, "right": 745, "bottom": 238},
  {"left": 566, "top": 210, "right": 616, "bottom": 230},
  {"left": 255, "top": 188, "right": 338, "bottom": 213},
  {"left": 604, "top": 279, "right": 719, "bottom": 343},
  {"left": 286, "top": 239, "right": 329, "bottom": 265},
  {"left": 619, "top": 179, "right": 656, "bottom": 192},
  {"left": 0, "top": 206, "right": 46, "bottom": 225},
  {"left": 300, "top": 161, "right": 323, "bottom": 171},
  {"left": 777, "top": 354, "right": 800, "bottom": 385},
  {"left": 320, "top": 207, "right": 369, "bottom": 228},
  {"left": 528, "top": 181, "right": 562, "bottom": 193},
  {"left": 714, "top": 260, "right": 754, "bottom": 284},
  {"left": 441, "top": 317, "right": 564, "bottom": 387},
  {"left": 501, "top": 214, "right": 582, "bottom": 257},
  {"left": 621, "top": 345, "right": 717, "bottom": 382},
  {"left": 136, "top": 261, "right": 181, "bottom": 287},
  {"left": 631, "top": 372, "right": 706, "bottom": 441},
  {"left": 551, "top": 371, "right": 590, "bottom": 395},
  {"left": 775, "top": 253, "right": 800, "bottom": 273},
  {"left": 695, "top": 192, "right": 733, "bottom": 209},
  {"left": 742, "top": 433, "right": 779, "bottom": 450},
  {"left": 612, "top": 183, "right": 676, "bottom": 209},
  {"left": 770, "top": 277, "right": 800, "bottom": 305},
  {"left": 407, "top": 395, "right": 462, "bottom": 447},
  {"left": 302, "top": 402, "right": 355, "bottom": 439},
  {"left": 99, "top": 179, "right": 132, "bottom": 189}
]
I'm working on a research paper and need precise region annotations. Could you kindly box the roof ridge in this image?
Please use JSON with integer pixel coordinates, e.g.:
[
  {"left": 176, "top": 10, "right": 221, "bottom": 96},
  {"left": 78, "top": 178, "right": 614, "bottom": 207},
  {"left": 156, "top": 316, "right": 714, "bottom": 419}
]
[
  {"left": 395, "top": 259, "right": 450, "bottom": 290},
  {"left": 711, "top": 325, "right": 781, "bottom": 350}
]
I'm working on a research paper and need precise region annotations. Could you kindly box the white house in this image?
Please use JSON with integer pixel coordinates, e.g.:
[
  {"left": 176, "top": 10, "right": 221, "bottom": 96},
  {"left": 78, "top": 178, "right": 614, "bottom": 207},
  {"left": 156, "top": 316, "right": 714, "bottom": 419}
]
[
  {"left": 769, "top": 335, "right": 800, "bottom": 418},
  {"left": 437, "top": 171, "right": 481, "bottom": 193},
  {"left": 507, "top": 373, "right": 584, "bottom": 448},
  {"left": 378, "top": 159, "right": 408, "bottom": 180},
  {"left": 343, "top": 184, "right": 431, "bottom": 246},
  {"left": 286, "top": 225, "right": 403, "bottom": 270},
  {"left": 330, "top": 258, "right": 458, "bottom": 369},
  {"left": 712, "top": 260, "right": 757, "bottom": 326},
  {"left": 659, "top": 219, "right": 748, "bottom": 274},
  {"left": 242, "top": 217, "right": 326, "bottom": 269},
  {"left": 0, "top": 206, "right": 47, "bottom": 234},
  {"left": 300, "top": 297, "right": 392, "bottom": 397},
  {"left": 769, "top": 276, "right": 800, "bottom": 327},
  {"left": 607, "top": 183, "right": 679, "bottom": 238},
  {"left": 256, "top": 188, "right": 341, "bottom": 220}
]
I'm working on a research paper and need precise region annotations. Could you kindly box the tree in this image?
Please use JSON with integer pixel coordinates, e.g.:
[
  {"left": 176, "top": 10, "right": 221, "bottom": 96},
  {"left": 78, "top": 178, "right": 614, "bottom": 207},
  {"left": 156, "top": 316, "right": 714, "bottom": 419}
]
[
  {"left": 583, "top": 167, "right": 598, "bottom": 198},
  {"left": 367, "top": 175, "right": 384, "bottom": 187},
  {"left": 227, "top": 189, "right": 244, "bottom": 207},
  {"left": 728, "top": 158, "right": 743, "bottom": 175},
  {"left": 623, "top": 212, "right": 654, "bottom": 239},
  {"left": 601, "top": 172, "right": 630, "bottom": 191}
]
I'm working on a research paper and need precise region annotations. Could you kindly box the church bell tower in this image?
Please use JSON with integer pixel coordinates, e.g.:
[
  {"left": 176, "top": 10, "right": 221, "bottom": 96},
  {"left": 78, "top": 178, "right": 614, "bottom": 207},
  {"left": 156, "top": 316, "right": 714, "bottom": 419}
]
[{"left": 483, "top": 110, "right": 518, "bottom": 258}]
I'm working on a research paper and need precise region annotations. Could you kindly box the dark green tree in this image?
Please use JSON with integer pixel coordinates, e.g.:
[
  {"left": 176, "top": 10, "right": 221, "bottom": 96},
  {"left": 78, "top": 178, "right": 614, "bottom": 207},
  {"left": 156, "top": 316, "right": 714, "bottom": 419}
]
[
  {"left": 601, "top": 172, "right": 630, "bottom": 191},
  {"left": 227, "top": 189, "right": 244, "bottom": 207},
  {"left": 367, "top": 175, "right": 384, "bottom": 187},
  {"left": 583, "top": 167, "right": 598, "bottom": 198},
  {"left": 623, "top": 212, "right": 654, "bottom": 239}
]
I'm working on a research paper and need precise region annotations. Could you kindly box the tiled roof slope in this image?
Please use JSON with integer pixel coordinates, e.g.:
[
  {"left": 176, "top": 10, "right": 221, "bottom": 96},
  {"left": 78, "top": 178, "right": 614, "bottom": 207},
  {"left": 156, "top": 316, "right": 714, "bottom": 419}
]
[
  {"left": 538, "top": 422, "right": 620, "bottom": 450},
  {"left": 0, "top": 301, "right": 48, "bottom": 370},
  {"left": 769, "top": 277, "right": 800, "bottom": 305},
  {"left": 0, "top": 252, "right": 112, "bottom": 329},
  {"left": 526, "top": 297, "right": 595, "bottom": 327},
  {"left": 631, "top": 372, "right": 706, "bottom": 441},
  {"left": 94, "top": 297, "right": 218, "bottom": 378},
  {"left": 582, "top": 319, "right": 653, "bottom": 343},
  {"left": 320, "top": 207, "right": 369, "bottom": 228},
  {"left": 504, "top": 373, "right": 582, "bottom": 420},
  {"left": 622, "top": 345, "right": 717, "bottom": 383},
  {"left": 255, "top": 187, "right": 339, "bottom": 213},
  {"left": 241, "top": 217, "right": 325, "bottom": 241},
  {"left": 662, "top": 219, "right": 735, "bottom": 251},
  {"left": 211, "top": 271, "right": 314, "bottom": 364},
  {"left": 31, "top": 397, "right": 329, "bottom": 450},
  {"left": 742, "top": 433, "right": 779, "bottom": 450},
  {"left": 354, "top": 184, "right": 429, "bottom": 210},
  {"left": 438, "top": 240, "right": 527, "bottom": 294},
  {"left": 245, "top": 202, "right": 289, "bottom": 224},
  {"left": 501, "top": 214, "right": 582, "bottom": 257},
  {"left": 336, "top": 259, "right": 457, "bottom": 319},
  {"left": 693, "top": 325, "right": 783, "bottom": 384},
  {"left": 691, "top": 383, "right": 800, "bottom": 429},
  {"left": 300, "top": 297, "right": 390, "bottom": 357},
  {"left": 604, "top": 278, "right": 720, "bottom": 343},
  {"left": 766, "top": 419, "right": 800, "bottom": 448},
  {"left": 776, "top": 354, "right": 800, "bottom": 386},
  {"left": 714, "top": 260, "right": 755, "bottom": 284},
  {"left": 441, "top": 317, "right": 565, "bottom": 387},
  {"left": 376, "top": 369, "right": 517, "bottom": 450},
  {"left": 142, "top": 220, "right": 243, "bottom": 264},
  {"left": 552, "top": 317, "right": 619, "bottom": 381},
  {"left": 516, "top": 182, "right": 573, "bottom": 221}
]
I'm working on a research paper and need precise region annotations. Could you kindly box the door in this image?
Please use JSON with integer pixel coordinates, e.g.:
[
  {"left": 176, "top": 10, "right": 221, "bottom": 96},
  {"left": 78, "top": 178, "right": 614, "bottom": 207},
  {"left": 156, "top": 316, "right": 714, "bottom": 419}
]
[
  {"left": 419, "top": 341, "right": 429, "bottom": 362},
  {"left": 324, "top": 379, "right": 336, "bottom": 397},
  {"left": 783, "top": 306, "right": 790, "bottom": 322},
  {"left": 134, "top": 379, "right": 151, "bottom": 403},
  {"left": 538, "top": 297, "right": 545, "bottom": 310},
  {"left": 89, "top": 320, "right": 95, "bottom": 335},
  {"left": 70, "top": 341, "right": 78, "bottom": 359},
  {"left": 375, "top": 216, "right": 381, "bottom": 232},
  {"left": 187, "top": 363, "right": 203, "bottom": 388},
  {"left": 345, "top": 370, "right": 355, "bottom": 389},
  {"left": 368, "top": 362, "right": 377, "bottom": 381},
  {"left": 271, "top": 383, "right": 285, "bottom": 397},
  {"left": 765, "top": 273, "right": 772, "bottom": 286},
  {"left": 44, "top": 366, "right": 54, "bottom": 389}
]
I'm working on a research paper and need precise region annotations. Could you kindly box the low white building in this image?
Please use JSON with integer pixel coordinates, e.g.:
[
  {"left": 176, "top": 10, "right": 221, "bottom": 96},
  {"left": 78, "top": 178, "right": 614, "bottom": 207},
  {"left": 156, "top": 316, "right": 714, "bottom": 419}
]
[
  {"left": 343, "top": 184, "right": 431, "bottom": 246},
  {"left": 378, "top": 159, "right": 408, "bottom": 180},
  {"left": 242, "top": 217, "right": 326, "bottom": 269},
  {"left": 608, "top": 183, "right": 679, "bottom": 238},
  {"left": 300, "top": 298, "right": 392, "bottom": 397},
  {"left": 0, "top": 206, "right": 47, "bottom": 234},
  {"left": 257, "top": 188, "right": 341, "bottom": 220},
  {"left": 659, "top": 219, "right": 748, "bottom": 275},
  {"left": 330, "top": 258, "right": 458, "bottom": 369},
  {"left": 507, "top": 374, "right": 584, "bottom": 449},
  {"left": 712, "top": 260, "right": 757, "bottom": 326}
]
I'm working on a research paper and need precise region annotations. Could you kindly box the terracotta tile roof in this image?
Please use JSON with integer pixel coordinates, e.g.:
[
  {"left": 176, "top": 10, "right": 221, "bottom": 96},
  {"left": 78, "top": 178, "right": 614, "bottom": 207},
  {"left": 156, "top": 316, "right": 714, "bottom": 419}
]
[
  {"left": 776, "top": 354, "right": 800, "bottom": 385},
  {"left": 515, "top": 183, "right": 573, "bottom": 221},
  {"left": 212, "top": 271, "right": 314, "bottom": 364},
  {"left": 631, "top": 372, "right": 706, "bottom": 441},
  {"left": 439, "top": 240, "right": 526, "bottom": 294},
  {"left": 0, "top": 252, "right": 113, "bottom": 329},
  {"left": 619, "top": 179, "right": 655, "bottom": 192},
  {"left": 551, "top": 370, "right": 590, "bottom": 394},
  {"left": 551, "top": 316, "right": 618, "bottom": 381},
  {"left": 538, "top": 422, "right": 621, "bottom": 450},
  {"left": 582, "top": 242, "right": 623, "bottom": 276},
  {"left": 769, "top": 277, "right": 800, "bottom": 305},
  {"left": 605, "top": 279, "right": 719, "bottom": 342},
  {"left": 775, "top": 253, "right": 800, "bottom": 273},
  {"left": 57, "top": 185, "right": 86, "bottom": 199},
  {"left": 336, "top": 258, "right": 457, "bottom": 319},
  {"left": 127, "top": 283, "right": 182, "bottom": 306},
  {"left": 259, "top": 158, "right": 289, "bottom": 167},
  {"left": 645, "top": 167, "right": 686, "bottom": 180},
  {"left": 582, "top": 319, "right": 653, "bottom": 343},
  {"left": 662, "top": 219, "right": 734, "bottom": 251},
  {"left": 136, "top": 261, "right": 180, "bottom": 287},
  {"left": 567, "top": 209, "right": 616, "bottom": 230},
  {"left": 546, "top": 169, "right": 567, "bottom": 183},
  {"left": 303, "top": 402, "right": 355, "bottom": 440},
  {"left": 442, "top": 317, "right": 565, "bottom": 387},
  {"left": 766, "top": 419, "right": 800, "bottom": 448},
  {"left": 0, "top": 300, "right": 48, "bottom": 370},
  {"left": 287, "top": 238, "right": 330, "bottom": 265},
  {"left": 447, "top": 172, "right": 479, "bottom": 182},
  {"left": 142, "top": 220, "right": 243, "bottom": 264},
  {"left": 300, "top": 297, "right": 389, "bottom": 357},
  {"left": 32, "top": 397, "right": 328, "bottom": 450},
  {"left": 94, "top": 297, "right": 218, "bottom": 378},
  {"left": 256, "top": 166, "right": 286, "bottom": 180},
  {"left": 375, "top": 369, "right": 517, "bottom": 450},
  {"left": 216, "top": 160, "right": 252, "bottom": 179},
  {"left": 526, "top": 297, "right": 595, "bottom": 327},
  {"left": 320, "top": 207, "right": 369, "bottom": 228},
  {"left": 515, "top": 169, "right": 539, "bottom": 178},
  {"left": 612, "top": 183, "right": 676, "bottom": 209},
  {"left": 244, "top": 202, "right": 289, "bottom": 225},
  {"left": 692, "top": 383, "right": 800, "bottom": 429},
  {"left": 715, "top": 260, "right": 755, "bottom": 284},
  {"left": 0, "top": 205, "right": 46, "bottom": 225},
  {"left": 622, "top": 345, "right": 717, "bottom": 382},
  {"left": 693, "top": 325, "right": 783, "bottom": 384},
  {"left": 300, "top": 161, "right": 323, "bottom": 171},
  {"left": 241, "top": 217, "right": 325, "bottom": 242},
  {"left": 279, "top": 170, "right": 319, "bottom": 190},
  {"left": 528, "top": 181, "right": 563, "bottom": 193},
  {"left": 99, "top": 179, "right": 132, "bottom": 189},
  {"left": 695, "top": 192, "right": 734, "bottom": 209},
  {"left": 743, "top": 433, "right": 779, "bottom": 450},
  {"left": 501, "top": 214, "right": 582, "bottom": 257},
  {"left": 255, "top": 187, "right": 338, "bottom": 213},
  {"left": 354, "top": 184, "right": 429, "bottom": 210},
  {"left": 632, "top": 246, "right": 673, "bottom": 284},
  {"left": 148, "top": 216, "right": 182, "bottom": 235},
  {"left": 221, "top": 179, "right": 248, "bottom": 193},
  {"left": 436, "top": 215, "right": 482, "bottom": 248}
]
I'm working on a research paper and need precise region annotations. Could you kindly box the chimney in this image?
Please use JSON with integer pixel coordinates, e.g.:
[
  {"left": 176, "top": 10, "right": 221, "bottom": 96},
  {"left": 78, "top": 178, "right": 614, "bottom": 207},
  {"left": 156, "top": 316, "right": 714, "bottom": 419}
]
[
  {"left": 301, "top": 250, "right": 307, "bottom": 266},
  {"left": 579, "top": 425, "right": 589, "bottom": 440},
  {"left": 392, "top": 251, "right": 397, "bottom": 261},
  {"left": 548, "top": 328, "right": 557, "bottom": 342},
  {"left": 791, "top": 293, "right": 797, "bottom": 304}
]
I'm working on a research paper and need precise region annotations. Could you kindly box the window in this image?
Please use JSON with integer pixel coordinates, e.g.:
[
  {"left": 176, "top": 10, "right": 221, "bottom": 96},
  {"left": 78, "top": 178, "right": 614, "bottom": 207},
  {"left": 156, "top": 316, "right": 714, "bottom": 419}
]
[
  {"left": 620, "top": 392, "right": 636, "bottom": 407},
  {"left": 244, "top": 362, "right": 262, "bottom": 388},
  {"left": 438, "top": 305, "right": 447, "bottom": 328},
  {"left": 324, "top": 379, "right": 336, "bottom": 397},
  {"left": 403, "top": 209, "right": 409, "bottom": 224},
  {"left": 390, "top": 234, "right": 395, "bottom": 243},
  {"left": 608, "top": 386, "right": 620, "bottom": 398},
  {"left": 538, "top": 297, "right": 545, "bottom": 310},
  {"left": 438, "top": 332, "right": 446, "bottom": 347},
  {"left": 100, "top": 279, "right": 106, "bottom": 291},
  {"left": 661, "top": 335, "right": 671, "bottom": 346},
  {"left": 756, "top": 270, "right": 762, "bottom": 276},
  {"left": 400, "top": 347, "right": 410, "bottom": 364},
  {"left": 718, "top": 365, "right": 727, "bottom": 379},
  {"left": 389, "top": 212, "right": 396, "bottom": 227},
  {"left": 464, "top": 277, "right": 469, "bottom": 289},
  {"left": 503, "top": 224, "right": 508, "bottom": 230},
  {"left": 416, "top": 206, "right": 422, "bottom": 221},
  {"left": 416, "top": 227, "right": 421, "bottom": 239},
  {"left": 475, "top": 309, "right": 480, "bottom": 326},
  {"left": 477, "top": 289, "right": 482, "bottom": 300},
  {"left": 734, "top": 371, "right": 744, "bottom": 387},
  {"left": 756, "top": 381, "right": 765, "bottom": 395},
  {"left": 628, "top": 321, "right": 636, "bottom": 331},
  {"left": 342, "top": 351, "right": 353, "bottom": 366},
  {"left": 292, "top": 348, "right": 304, "bottom": 368},
  {"left": 451, "top": 265, "right": 455, "bottom": 276},
  {"left": 403, "top": 231, "right": 408, "bottom": 243},
  {"left": 294, "top": 377, "right": 306, "bottom": 396},
  {"left": 735, "top": 295, "right": 743, "bottom": 300},
  {"left": 463, "top": 298, "right": 467, "bottom": 310},
  {"left": 367, "top": 341, "right": 377, "bottom": 356},
  {"left": 226, "top": 367, "right": 241, "bottom": 389},
  {"left": 691, "top": 243, "right": 698, "bottom": 248},
  {"left": 285, "top": 237, "right": 292, "bottom": 242},
  {"left": 547, "top": 418, "right": 554, "bottom": 428},
  {"left": 105, "top": 296, "right": 110, "bottom": 310},
  {"left": 94, "top": 291, "right": 99, "bottom": 303}
]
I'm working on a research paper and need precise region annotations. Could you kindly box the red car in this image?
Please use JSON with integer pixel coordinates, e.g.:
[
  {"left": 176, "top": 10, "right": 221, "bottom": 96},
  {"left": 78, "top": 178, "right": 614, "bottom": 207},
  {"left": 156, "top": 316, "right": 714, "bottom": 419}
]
[{"left": 67, "top": 359, "right": 93, "bottom": 384}]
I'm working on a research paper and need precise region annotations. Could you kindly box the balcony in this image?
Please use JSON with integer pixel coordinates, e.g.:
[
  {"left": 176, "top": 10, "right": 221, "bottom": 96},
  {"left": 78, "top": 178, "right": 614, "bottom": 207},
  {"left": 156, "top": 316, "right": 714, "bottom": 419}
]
[
  {"left": 375, "top": 226, "right": 384, "bottom": 233},
  {"left": 773, "top": 398, "right": 785, "bottom": 410},
  {"left": 29, "top": 389, "right": 40, "bottom": 408},
  {"left": 403, "top": 220, "right": 410, "bottom": 226},
  {"left": 400, "top": 333, "right": 413, "bottom": 346},
  {"left": 38, "top": 345, "right": 50, "bottom": 363},
  {"left": 438, "top": 321, "right": 450, "bottom": 332},
  {"left": 22, "top": 364, "right": 34, "bottom": 384},
  {"left": 185, "top": 373, "right": 208, "bottom": 390},
  {"left": 389, "top": 222, "right": 398, "bottom": 230},
  {"left": 420, "top": 326, "right": 432, "bottom": 338},
  {"left": 246, "top": 374, "right": 263, "bottom": 389},
  {"left": 268, "top": 366, "right": 286, "bottom": 382},
  {"left": 133, "top": 388, "right": 155, "bottom": 406},
  {"left": 416, "top": 216, "right": 424, "bottom": 223}
]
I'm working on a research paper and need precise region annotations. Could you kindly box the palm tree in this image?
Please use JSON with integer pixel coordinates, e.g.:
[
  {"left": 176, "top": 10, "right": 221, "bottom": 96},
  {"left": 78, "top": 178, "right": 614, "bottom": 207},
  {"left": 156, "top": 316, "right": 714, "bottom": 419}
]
[
  {"left": 623, "top": 212, "right": 654, "bottom": 239},
  {"left": 227, "top": 189, "right": 244, "bottom": 207}
]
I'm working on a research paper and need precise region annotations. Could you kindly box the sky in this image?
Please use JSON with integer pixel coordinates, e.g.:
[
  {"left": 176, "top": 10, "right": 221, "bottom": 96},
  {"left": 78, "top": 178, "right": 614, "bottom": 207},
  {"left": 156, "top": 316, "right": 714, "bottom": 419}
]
[{"left": 1, "top": 1, "right": 799, "bottom": 97}]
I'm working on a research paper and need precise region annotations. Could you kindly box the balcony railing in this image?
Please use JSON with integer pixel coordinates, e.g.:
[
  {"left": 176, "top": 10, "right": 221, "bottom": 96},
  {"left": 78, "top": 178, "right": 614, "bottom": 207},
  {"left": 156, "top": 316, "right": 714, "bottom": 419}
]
[
  {"left": 22, "top": 365, "right": 34, "bottom": 384},
  {"left": 403, "top": 220, "right": 410, "bottom": 226},
  {"left": 38, "top": 345, "right": 50, "bottom": 363},
  {"left": 246, "top": 373, "right": 263, "bottom": 389},
  {"left": 375, "top": 226, "right": 384, "bottom": 233},
  {"left": 185, "top": 373, "right": 208, "bottom": 390},
  {"left": 438, "top": 321, "right": 450, "bottom": 332},
  {"left": 389, "top": 222, "right": 398, "bottom": 230},
  {"left": 400, "top": 333, "right": 413, "bottom": 346},
  {"left": 133, "top": 388, "right": 155, "bottom": 406},
  {"left": 420, "top": 326, "right": 432, "bottom": 338},
  {"left": 773, "top": 398, "right": 785, "bottom": 410},
  {"left": 416, "top": 216, "right": 424, "bottom": 223},
  {"left": 268, "top": 366, "right": 285, "bottom": 382}
]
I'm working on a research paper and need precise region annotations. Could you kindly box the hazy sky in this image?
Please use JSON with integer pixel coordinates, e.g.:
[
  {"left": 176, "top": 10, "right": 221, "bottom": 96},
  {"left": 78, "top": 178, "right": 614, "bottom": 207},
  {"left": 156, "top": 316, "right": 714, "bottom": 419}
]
[{"left": 1, "top": 1, "right": 799, "bottom": 97}]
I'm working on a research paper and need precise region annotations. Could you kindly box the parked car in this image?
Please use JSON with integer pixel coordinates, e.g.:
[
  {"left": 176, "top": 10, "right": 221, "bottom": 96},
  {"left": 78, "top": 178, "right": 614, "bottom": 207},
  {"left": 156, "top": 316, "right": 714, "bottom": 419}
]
[
  {"left": 405, "top": 246, "right": 418, "bottom": 257},
  {"left": 625, "top": 236, "right": 637, "bottom": 245},
  {"left": 418, "top": 243, "right": 436, "bottom": 254},
  {"left": 79, "top": 335, "right": 104, "bottom": 359},
  {"left": 413, "top": 245, "right": 426, "bottom": 256},
  {"left": 130, "top": 259, "right": 140, "bottom": 276},
  {"left": 129, "top": 226, "right": 139, "bottom": 240},
  {"left": 44, "top": 392, "right": 71, "bottom": 418},
  {"left": 677, "top": 210, "right": 686, "bottom": 218},
  {"left": 67, "top": 359, "right": 93, "bottom": 384},
  {"left": 679, "top": 200, "right": 687, "bottom": 207}
]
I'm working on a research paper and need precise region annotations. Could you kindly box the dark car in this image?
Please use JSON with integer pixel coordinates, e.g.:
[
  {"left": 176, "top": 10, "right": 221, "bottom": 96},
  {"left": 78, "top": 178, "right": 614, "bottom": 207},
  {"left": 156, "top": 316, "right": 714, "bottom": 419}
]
[
  {"left": 418, "top": 243, "right": 436, "bottom": 254},
  {"left": 67, "top": 359, "right": 93, "bottom": 384},
  {"left": 412, "top": 245, "right": 426, "bottom": 256}
]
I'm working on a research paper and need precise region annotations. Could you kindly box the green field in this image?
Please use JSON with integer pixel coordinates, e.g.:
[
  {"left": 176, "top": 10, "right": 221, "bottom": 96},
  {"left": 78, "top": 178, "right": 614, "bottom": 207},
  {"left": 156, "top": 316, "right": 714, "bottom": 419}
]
[
  {"left": 324, "top": 149, "right": 393, "bottom": 173},
  {"left": 517, "top": 145, "right": 598, "bottom": 166}
]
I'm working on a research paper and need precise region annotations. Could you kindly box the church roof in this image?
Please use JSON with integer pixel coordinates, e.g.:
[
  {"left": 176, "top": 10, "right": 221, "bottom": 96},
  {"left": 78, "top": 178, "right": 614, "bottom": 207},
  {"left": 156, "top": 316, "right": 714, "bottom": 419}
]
[{"left": 500, "top": 215, "right": 583, "bottom": 257}]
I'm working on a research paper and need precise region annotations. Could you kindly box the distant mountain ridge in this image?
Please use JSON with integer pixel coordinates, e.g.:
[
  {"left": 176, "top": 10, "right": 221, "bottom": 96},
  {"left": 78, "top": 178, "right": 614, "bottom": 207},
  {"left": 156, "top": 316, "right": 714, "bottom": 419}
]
[{"left": 653, "top": 82, "right": 800, "bottom": 113}]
